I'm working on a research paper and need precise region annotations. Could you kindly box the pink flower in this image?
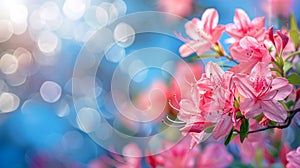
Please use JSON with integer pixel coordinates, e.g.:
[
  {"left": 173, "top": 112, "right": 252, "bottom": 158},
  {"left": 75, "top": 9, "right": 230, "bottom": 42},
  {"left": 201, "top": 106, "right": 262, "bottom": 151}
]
[
  {"left": 230, "top": 36, "right": 272, "bottom": 74},
  {"left": 226, "top": 8, "right": 265, "bottom": 42},
  {"left": 146, "top": 138, "right": 200, "bottom": 168},
  {"left": 177, "top": 8, "right": 225, "bottom": 57},
  {"left": 197, "top": 143, "right": 233, "bottom": 168},
  {"left": 268, "top": 26, "right": 290, "bottom": 54},
  {"left": 233, "top": 62, "right": 293, "bottom": 122},
  {"left": 261, "top": 0, "right": 294, "bottom": 18},
  {"left": 286, "top": 146, "right": 300, "bottom": 168},
  {"left": 158, "top": 0, "right": 194, "bottom": 18},
  {"left": 177, "top": 62, "right": 234, "bottom": 147}
]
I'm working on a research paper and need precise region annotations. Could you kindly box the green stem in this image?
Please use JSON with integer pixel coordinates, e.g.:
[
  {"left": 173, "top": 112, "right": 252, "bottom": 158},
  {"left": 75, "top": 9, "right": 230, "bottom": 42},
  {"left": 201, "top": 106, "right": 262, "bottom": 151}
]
[{"left": 285, "top": 50, "right": 300, "bottom": 61}]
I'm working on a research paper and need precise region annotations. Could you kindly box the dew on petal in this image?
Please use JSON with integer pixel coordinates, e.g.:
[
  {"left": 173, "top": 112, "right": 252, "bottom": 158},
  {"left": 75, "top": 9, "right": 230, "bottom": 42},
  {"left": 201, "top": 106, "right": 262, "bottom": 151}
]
[
  {"left": 0, "top": 92, "right": 20, "bottom": 113},
  {"left": 40, "top": 81, "right": 62, "bottom": 103},
  {"left": 114, "top": 22, "right": 135, "bottom": 48}
]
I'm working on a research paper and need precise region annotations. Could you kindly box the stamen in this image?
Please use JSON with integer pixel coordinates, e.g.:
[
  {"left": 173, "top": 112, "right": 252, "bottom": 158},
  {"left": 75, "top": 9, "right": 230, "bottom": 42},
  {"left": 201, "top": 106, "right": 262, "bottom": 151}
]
[
  {"left": 173, "top": 94, "right": 180, "bottom": 106},
  {"left": 168, "top": 99, "right": 180, "bottom": 111},
  {"left": 166, "top": 115, "right": 185, "bottom": 124},
  {"left": 173, "top": 31, "right": 189, "bottom": 42},
  {"left": 162, "top": 119, "right": 184, "bottom": 128}
]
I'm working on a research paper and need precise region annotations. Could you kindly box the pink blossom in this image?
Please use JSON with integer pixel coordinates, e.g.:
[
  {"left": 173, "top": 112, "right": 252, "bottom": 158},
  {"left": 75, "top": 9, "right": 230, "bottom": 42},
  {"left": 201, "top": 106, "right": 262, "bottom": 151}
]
[
  {"left": 177, "top": 62, "right": 234, "bottom": 147},
  {"left": 268, "top": 26, "right": 290, "bottom": 55},
  {"left": 197, "top": 144, "right": 233, "bottom": 168},
  {"left": 177, "top": 8, "right": 225, "bottom": 57},
  {"left": 158, "top": 0, "right": 194, "bottom": 18},
  {"left": 230, "top": 36, "right": 272, "bottom": 74},
  {"left": 261, "top": 0, "right": 294, "bottom": 18},
  {"left": 146, "top": 138, "right": 200, "bottom": 168},
  {"left": 233, "top": 62, "right": 293, "bottom": 122},
  {"left": 286, "top": 147, "right": 300, "bottom": 168},
  {"left": 226, "top": 8, "right": 265, "bottom": 42}
]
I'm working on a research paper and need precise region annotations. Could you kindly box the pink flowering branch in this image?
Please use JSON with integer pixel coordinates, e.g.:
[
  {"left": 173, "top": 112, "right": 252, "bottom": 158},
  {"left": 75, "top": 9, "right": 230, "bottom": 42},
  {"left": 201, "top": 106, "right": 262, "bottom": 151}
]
[{"left": 234, "top": 107, "right": 300, "bottom": 134}]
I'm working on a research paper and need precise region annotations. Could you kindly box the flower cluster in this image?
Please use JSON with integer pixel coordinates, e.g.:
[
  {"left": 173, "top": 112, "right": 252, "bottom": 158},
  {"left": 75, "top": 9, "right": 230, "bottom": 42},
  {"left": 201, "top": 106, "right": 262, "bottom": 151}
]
[{"left": 173, "top": 8, "right": 300, "bottom": 149}]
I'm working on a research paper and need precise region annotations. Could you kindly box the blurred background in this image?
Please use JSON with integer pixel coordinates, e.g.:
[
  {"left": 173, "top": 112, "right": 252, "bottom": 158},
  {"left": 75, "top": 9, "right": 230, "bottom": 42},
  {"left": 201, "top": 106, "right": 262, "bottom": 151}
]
[{"left": 0, "top": 0, "right": 300, "bottom": 167}]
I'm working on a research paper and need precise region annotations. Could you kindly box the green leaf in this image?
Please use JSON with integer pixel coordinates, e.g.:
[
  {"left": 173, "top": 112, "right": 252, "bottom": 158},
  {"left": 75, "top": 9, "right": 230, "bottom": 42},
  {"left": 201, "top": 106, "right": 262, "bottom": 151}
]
[
  {"left": 204, "top": 126, "right": 214, "bottom": 133},
  {"left": 240, "top": 119, "right": 249, "bottom": 143},
  {"left": 290, "top": 14, "right": 299, "bottom": 48},
  {"left": 286, "top": 100, "right": 295, "bottom": 108},
  {"left": 287, "top": 72, "right": 300, "bottom": 85},
  {"left": 270, "top": 67, "right": 282, "bottom": 75},
  {"left": 283, "top": 62, "right": 293, "bottom": 74},
  {"left": 224, "top": 128, "right": 236, "bottom": 145}
]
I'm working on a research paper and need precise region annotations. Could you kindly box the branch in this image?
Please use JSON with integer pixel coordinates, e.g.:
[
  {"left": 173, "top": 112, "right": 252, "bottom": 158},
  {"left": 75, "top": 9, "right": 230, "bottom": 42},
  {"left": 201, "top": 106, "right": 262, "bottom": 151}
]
[{"left": 234, "top": 108, "right": 300, "bottom": 134}]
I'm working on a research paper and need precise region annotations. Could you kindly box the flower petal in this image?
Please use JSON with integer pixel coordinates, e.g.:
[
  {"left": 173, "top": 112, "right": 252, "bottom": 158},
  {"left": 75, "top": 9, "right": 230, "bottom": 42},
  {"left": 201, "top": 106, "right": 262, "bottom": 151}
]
[
  {"left": 233, "top": 74, "right": 256, "bottom": 98},
  {"left": 261, "top": 100, "right": 287, "bottom": 122},
  {"left": 264, "top": 77, "right": 292, "bottom": 100},
  {"left": 212, "top": 115, "right": 232, "bottom": 140},
  {"left": 206, "top": 61, "right": 225, "bottom": 85},
  {"left": 240, "top": 98, "right": 262, "bottom": 118},
  {"left": 201, "top": 8, "right": 219, "bottom": 32},
  {"left": 234, "top": 9, "right": 251, "bottom": 31},
  {"left": 185, "top": 18, "right": 202, "bottom": 40}
]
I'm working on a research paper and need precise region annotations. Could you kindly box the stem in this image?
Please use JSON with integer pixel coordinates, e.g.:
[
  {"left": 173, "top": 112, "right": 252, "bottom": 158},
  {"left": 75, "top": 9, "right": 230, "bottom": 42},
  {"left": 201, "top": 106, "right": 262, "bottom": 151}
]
[
  {"left": 223, "top": 55, "right": 239, "bottom": 64},
  {"left": 285, "top": 50, "right": 300, "bottom": 61},
  {"left": 234, "top": 108, "right": 300, "bottom": 134}
]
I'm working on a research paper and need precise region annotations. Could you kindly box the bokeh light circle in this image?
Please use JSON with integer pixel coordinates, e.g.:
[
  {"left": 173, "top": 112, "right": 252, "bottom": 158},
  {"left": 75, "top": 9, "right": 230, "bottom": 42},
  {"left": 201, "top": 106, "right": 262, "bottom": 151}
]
[
  {"left": 73, "top": 12, "right": 195, "bottom": 156},
  {"left": 40, "top": 81, "right": 62, "bottom": 103},
  {"left": 0, "top": 92, "right": 20, "bottom": 113},
  {"left": 0, "top": 20, "right": 14, "bottom": 43}
]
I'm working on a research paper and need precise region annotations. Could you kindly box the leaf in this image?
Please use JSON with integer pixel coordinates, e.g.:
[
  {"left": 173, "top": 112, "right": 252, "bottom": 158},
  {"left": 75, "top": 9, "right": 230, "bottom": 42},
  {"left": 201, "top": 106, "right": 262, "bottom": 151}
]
[
  {"left": 204, "top": 126, "right": 214, "bottom": 133},
  {"left": 287, "top": 72, "right": 300, "bottom": 85},
  {"left": 290, "top": 14, "right": 299, "bottom": 48},
  {"left": 283, "top": 62, "right": 293, "bottom": 74},
  {"left": 224, "top": 128, "right": 235, "bottom": 145},
  {"left": 270, "top": 67, "right": 282, "bottom": 75},
  {"left": 240, "top": 119, "right": 249, "bottom": 143}
]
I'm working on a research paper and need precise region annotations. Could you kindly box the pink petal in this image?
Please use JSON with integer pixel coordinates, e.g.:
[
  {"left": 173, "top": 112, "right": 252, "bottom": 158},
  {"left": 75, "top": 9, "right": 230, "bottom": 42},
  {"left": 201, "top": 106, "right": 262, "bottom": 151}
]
[
  {"left": 179, "top": 40, "right": 211, "bottom": 57},
  {"left": 212, "top": 115, "right": 232, "bottom": 140},
  {"left": 230, "top": 45, "right": 252, "bottom": 62},
  {"left": 277, "top": 30, "right": 289, "bottom": 51},
  {"left": 185, "top": 18, "right": 202, "bottom": 40},
  {"left": 268, "top": 26, "right": 275, "bottom": 46},
  {"left": 239, "top": 36, "right": 259, "bottom": 49},
  {"left": 201, "top": 8, "right": 219, "bottom": 33},
  {"left": 225, "top": 24, "right": 243, "bottom": 39},
  {"left": 206, "top": 61, "right": 225, "bottom": 85},
  {"left": 234, "top": 9, "right": 251, "bottom": 30},
  {"left": 240, "top": 98, "right": 262, "bottom": 118},
  {"left": 249, "top": 62, "right": 271, "bottom": 78},
  {"left": 251, "top": 17, "right": 265, "bottom": 29},
  {"left": 261, "top": 100, "right": 287, "bottom": 122},
  {"left": 264, "top": 77, "right": 292, "bottom": 100},
  {"left": 230, "top": 62, "right": 257, "bottom": 74},
  {"left": 211, "top": 25, "right": 225, "bottom": 42},
  {"left": 233, "top": 74, "right": 256, "bottom": 98}
]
